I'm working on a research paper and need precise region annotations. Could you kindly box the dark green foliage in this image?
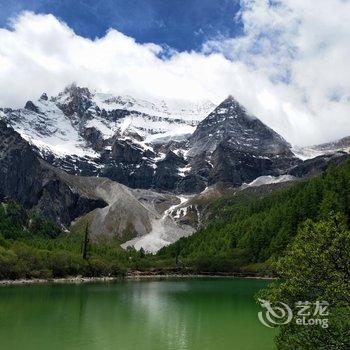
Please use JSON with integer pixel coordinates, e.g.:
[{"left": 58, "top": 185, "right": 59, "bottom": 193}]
[
  {"left": 28, "top": 213, "right": 61, "bottom": 238},
  {"left": 1, "top": 160, "right": 349, "bottom": 285},
  {"left": 82, "top": 223, "right": 90, "bottom": 260},
  {"left": 0, "top": 201, "right": 61, "bottom": 240},
  {"left": 0, "top": 232, "right": 138, "bottom": 279},
  {"left": 258, "top": 214, "right": 350, "bottom": 349},
  {"left": 0, "top": 201, "right": 28, "bottom": 239},
  {"left": 0, "top": 203, "right": 140, "bottom": 279},
  {"left": 158, "top": 160, "right": 350, "bottom": 272}
]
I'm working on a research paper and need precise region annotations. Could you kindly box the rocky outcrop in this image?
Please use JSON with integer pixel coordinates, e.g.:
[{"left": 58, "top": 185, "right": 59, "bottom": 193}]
[
  {"left": 82, "top": 127, "right": 105, "bottom": 151},
  {"left": 110, "top": 139, "right": 153, "bottom": 163},
  {"left": 55, "top": 84, "right": 93, "bottom": 121},
  {"left": 289, "top": 152, "right": 349, "bottom": 178},
  {"left": 0, "top": 121, "right": 106, "bottom": 226},
  {"left": 24, "top": 101, "right": 40, "bottom": 113},
  {"left": 0, "top": 121, "right": 194, "bottom": 243},
  {"left": 0, "top": 85, "right": 213, "bottom": 193},
  {"left": 153, "top": 151, "right": 187, "bottom": 191}
]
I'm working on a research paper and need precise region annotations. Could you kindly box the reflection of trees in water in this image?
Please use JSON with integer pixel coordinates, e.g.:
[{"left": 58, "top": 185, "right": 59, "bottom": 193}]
[
  {"left": 77, "top": 285, "right": 88, "bottom": 328},
  {"left": 0, "top": 280, "right": 272, "bottom": 350}
]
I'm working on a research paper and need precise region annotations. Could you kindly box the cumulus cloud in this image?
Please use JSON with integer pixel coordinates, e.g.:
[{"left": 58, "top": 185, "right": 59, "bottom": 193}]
[
  {"left": 204, "top": 0, "right": 350, "bottom": 145},
  {"left": 0, "top": 2, "right": 349, "bottom": 146}
]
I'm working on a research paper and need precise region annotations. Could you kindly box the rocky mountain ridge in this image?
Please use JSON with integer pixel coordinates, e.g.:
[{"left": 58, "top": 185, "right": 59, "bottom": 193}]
[
  {"left": 0, "top": 120, "right": 106, "bottom": 227},
  {"left": 0, "top": 120, "right": 194, "bottom": 248},
  {"left": 1, "top": 86, "right": 350, "bottom": 252},
  {"left": 293, "top": 136, "right": 350, "bottom": 160},
  {"left": 0, "top": 84, "right": 215, "bottom": 192},
  {"left": 185, "top": 96, "right": 301, "bottom": 188},
  {"left": 2, "top": 85, "right": 349, "bottom": 195}
]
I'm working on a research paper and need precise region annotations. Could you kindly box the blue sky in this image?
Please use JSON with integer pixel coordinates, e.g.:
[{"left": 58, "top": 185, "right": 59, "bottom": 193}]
[
  {"left": 0, "top": 0, "right": 242, "bottom": 51},
  {"left": 0, "top": 0, "right": 349, "bottom": 145}
]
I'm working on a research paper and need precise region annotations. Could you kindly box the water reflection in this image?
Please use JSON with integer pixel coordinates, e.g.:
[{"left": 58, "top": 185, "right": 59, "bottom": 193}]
[{"left": 0, "top": 279, "right": 275, "bottom": 350}]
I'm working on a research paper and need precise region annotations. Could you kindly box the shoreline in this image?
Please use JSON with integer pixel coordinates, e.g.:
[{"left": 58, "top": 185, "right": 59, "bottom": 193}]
[
  {"left": 0, "top": 276, "right": 120, "bottom": 286},
  {"left": 0, "top": 273, "right": 276, "bottom": 286}
]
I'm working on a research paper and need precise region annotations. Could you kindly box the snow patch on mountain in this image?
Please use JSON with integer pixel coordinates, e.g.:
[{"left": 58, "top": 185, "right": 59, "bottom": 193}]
[
  {"left": 93, "top": 93, "right": 215, "bottom": 121},
  {"left": 0, "top": 86, "right": 215, "bottom": 162},
  {"left": 242, "top": 174, "right": 296, "bottom": 188},
  {"left": 292, "top": 137, "right": 350, "bottom": 160},
  {"left": 85, "top": 119, "right": 116, "bottom": 139},
  {"left": 121, "top": 196, "right": 193, "bottom": 253},
  {"left": 292, "top": 146, "right": 326, "bottom": 160},
  {"left": 2, "top": 98, "right": 98, "bottom": 157}
]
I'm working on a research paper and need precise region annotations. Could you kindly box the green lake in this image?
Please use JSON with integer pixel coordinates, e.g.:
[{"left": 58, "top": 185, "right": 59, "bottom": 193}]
[{"left": 0, "top": 278, "right": 275, "bottom": 350}]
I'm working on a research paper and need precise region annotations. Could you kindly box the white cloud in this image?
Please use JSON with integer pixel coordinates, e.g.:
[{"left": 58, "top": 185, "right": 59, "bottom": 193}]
[
  {"left": 204, "top": 0, "right": 350, "bottom": 145},
  {"left": 0, "top": 3, "right": 349, "bottom": 146}
]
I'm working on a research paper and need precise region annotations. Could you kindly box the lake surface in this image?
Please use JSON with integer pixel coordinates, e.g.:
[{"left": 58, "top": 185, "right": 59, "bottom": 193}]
[{"left": 0, "top": 278, "right": 275, "bottom": 350}]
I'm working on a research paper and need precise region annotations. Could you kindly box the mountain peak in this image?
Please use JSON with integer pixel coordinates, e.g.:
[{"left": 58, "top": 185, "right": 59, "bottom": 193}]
[
  {"left": 189, "top": 96, "right": 291, "bottom": 158},
  {"left": 212, "top": 95, "right": 256, "bottom": 122},
  {"left": 224, "top": 94, "right": 238, "bottom": 103},
  {"left": 60, "top": 83, "right": 92, "bottom": 100},
  {"left": 53, "top": 83, "right": 93, "bottom": 118},
  {"left": 40, "top": 92, "right": 48, "bottom": 101}
]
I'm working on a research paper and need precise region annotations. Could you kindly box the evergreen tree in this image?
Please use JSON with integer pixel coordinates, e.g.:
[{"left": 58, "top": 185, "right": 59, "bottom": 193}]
[{"left": 259, "top": 214, "right": 350, "bottom": 349}]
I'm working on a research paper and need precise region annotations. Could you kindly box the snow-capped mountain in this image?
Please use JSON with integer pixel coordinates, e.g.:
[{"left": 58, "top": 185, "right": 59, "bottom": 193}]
[
  {"left": 1, "top": 84, "right": 214, "bottom": 155},
  {"left": 1, "top": 86, "right": 349, "bottom": 252},
  {"left": 0, "top": 84, "right": 215, "bottom": 191},
  {"left": 2, "top": 84, "right": 346, "bottom": 198},
  {"left": 184, "top": 96, "right": 301, "bottom": 188}
]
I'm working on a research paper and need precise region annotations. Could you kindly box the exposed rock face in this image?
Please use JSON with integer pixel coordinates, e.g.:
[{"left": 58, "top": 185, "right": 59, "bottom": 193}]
[
  {"left": 110, "top": 139, "right": 153, "bottom": 163},
  {"left": 289, "top": 152, "right": 349, "bottom": 178},
  {"left": 153, "top": 151, "right": 187, "bottom": 191},
  {"left": 24, "top": 101, "right": 40, "bottom": 113},
  {"left": 55, "top": 85, "right": 93, "bottom": 122},
  {"left": 83, "top": 127, "right": 105, "bottom": 151},
  {"left": 294, "top": 136, "right": 350, "bottom": 160},
  {"left": 0, "top": 120, "right": 43, "bottom": 208},
  {"left": 0, "top": 84, "right": 214, "bottom": 193},
  {"left": 176, "top": 174, "right": 207, "bottom": 194},
  {"left": 0, "top": 121, "right": 194, "bottom": 244},
  {"left": 0, "top": 121, "right": 106, "bottom": 226},
  {"left": 6, "top": 86, "right": 347, "bottom": 196},
  {"left": 66, "top": 176, "right": 191, "bottom": 243},
  {"left": 187, "top": 96, "right": 301, "bottom": 186}
]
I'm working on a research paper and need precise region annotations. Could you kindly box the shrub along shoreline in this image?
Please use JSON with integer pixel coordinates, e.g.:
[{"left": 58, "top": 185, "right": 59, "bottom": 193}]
[{"left": 0, "top": 273, "right": 276, "bottom": 286}]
